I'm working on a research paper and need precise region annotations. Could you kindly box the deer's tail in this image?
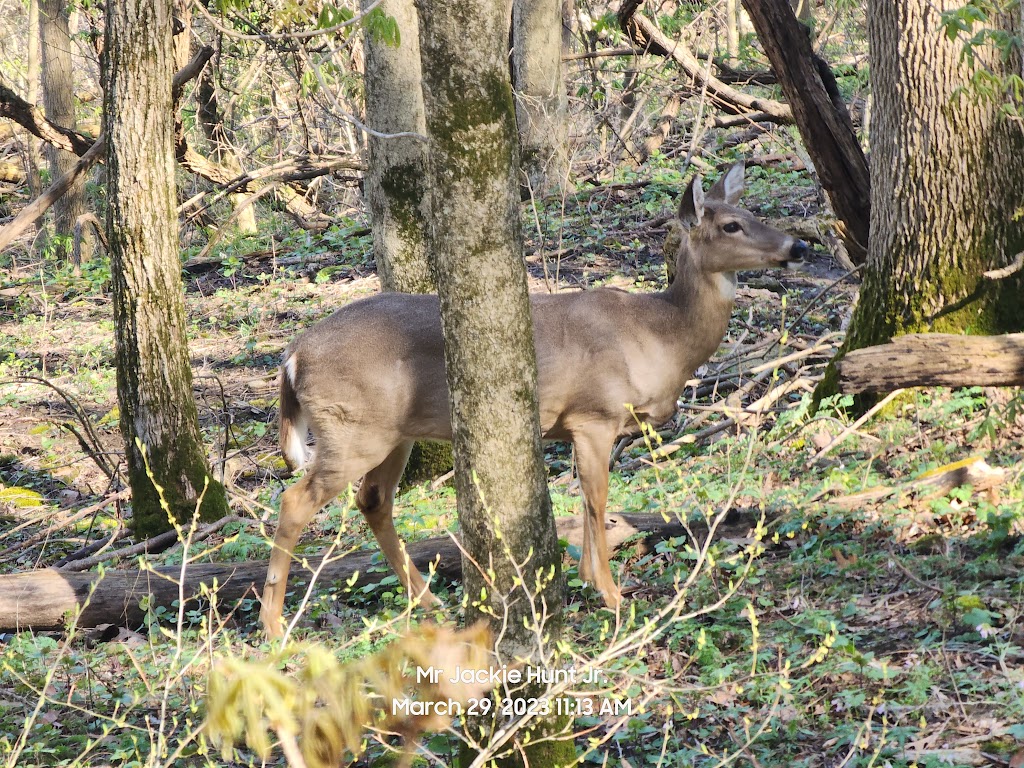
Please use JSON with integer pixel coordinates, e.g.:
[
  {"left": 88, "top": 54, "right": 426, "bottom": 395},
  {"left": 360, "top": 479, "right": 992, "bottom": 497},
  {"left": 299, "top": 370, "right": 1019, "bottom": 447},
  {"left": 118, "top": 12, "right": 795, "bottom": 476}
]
[{"left": 279, "top": 352, "right": 309, "bottom": 471}]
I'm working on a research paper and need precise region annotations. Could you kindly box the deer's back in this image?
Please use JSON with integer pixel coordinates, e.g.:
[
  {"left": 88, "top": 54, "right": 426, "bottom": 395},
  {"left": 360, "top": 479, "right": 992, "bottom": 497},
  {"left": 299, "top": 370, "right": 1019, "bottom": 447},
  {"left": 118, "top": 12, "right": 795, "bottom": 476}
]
[{"left": 286, "top": 287, "right": 715, "bottom": 442}]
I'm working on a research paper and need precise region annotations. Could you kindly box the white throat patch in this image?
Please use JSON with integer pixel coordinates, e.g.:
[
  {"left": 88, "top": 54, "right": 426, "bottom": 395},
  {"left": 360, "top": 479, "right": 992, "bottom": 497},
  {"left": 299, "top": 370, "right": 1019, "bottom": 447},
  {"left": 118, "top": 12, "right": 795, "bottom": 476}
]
[{"left": 716, "top": 272, "right": 737, "bottom": 302}]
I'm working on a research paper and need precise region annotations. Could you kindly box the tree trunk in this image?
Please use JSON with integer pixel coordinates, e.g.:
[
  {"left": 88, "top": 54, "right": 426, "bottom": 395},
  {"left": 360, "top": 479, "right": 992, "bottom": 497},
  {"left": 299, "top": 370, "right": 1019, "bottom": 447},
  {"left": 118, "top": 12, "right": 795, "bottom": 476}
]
[
  {"left": 417, "top": 1, "right": 572, "bottom": 764},
  {"left": 816, "top": 0, "right": 1024, "bottom": 407},
  {"left": 741, "top": 0, "right": 869, "bottom": 263},
  {"left": 363, "top": 0, "right": 433, "bottom": 293},
  {"left": 26, "top": 0, "right": 43, "bottom": 211},
  {"left": 726, "top": 0, "right": 740, "bottom": 65},
  {"left": 0, "top": 512, "right": 723, "bottom": 632},
  {"left": 40, "top": 0, "right": 92, "bottom": 263},
  {"left": 792, "top": 0, "right": 813, "bottom": 27},
  {"left": 104, "top": 0, "right": 228, "bottom": 536},
  {"left": 197, "top": 68, "right": 258, "bottom": 235},
  {"left": 362, "top": 0, "right": 452, "bottom": 484},
  {"left": 511, "top": 0, "right": 570, "bottom": 196}
]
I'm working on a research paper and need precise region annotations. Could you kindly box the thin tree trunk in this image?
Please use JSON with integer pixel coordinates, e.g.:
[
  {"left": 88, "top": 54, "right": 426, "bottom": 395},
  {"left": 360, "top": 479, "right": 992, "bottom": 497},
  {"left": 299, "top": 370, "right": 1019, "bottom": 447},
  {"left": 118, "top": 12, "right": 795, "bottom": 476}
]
[
  {"left": 792, "top": 0, "right": 813, "bottom": 27},
  {"left": 362, "top": 0, "right": 432, "bottom": 293},
  {"left": 104, "top": 0, "right": 228, "bottom": 536},
  {"left": 40, "top": 0, "right": 92, "bottom": 262},
  {"left": 741, "top": 0, "right": 869, "bottom": 263},
  {"left": 816, "top": 0, "right": 1024, "bottom": 406},
  {"left": 197, "top": 69, "right": 258, "bottom": 234},
  {"left": 362, "top": 0, "right": 452, "bottom": 484},
  {"left": 511, "top": 0, "right": 570, "bottom": 196},
  {"left": 726, "top": 0, "right": 740, "bottom": 65},
  {"left": 26, "top": 0, "right": 43, "bottom": 214},
  {"left": 417, "top": 0, "right": 572, "bottom": 764}
]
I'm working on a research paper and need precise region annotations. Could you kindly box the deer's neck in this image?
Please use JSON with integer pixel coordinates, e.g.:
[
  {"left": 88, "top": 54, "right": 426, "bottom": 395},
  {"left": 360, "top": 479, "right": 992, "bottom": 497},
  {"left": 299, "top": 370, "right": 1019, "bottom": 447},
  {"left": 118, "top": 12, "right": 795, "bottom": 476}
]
[{"left": 659, "top": 240, "right": 737, "bottom": 363}]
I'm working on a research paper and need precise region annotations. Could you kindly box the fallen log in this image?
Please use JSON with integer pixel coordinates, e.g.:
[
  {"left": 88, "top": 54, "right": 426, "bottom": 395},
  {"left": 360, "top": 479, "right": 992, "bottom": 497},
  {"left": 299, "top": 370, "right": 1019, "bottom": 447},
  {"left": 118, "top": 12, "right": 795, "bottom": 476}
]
[
  {"left": 838, "top": 333, "right": 1024, "bottom": 393},
  {"left": 0, "top": 511, "right": 758, "bottom": 632},
  {"left": 814, "top": 457, "right": 1008, "bottom": 511}
]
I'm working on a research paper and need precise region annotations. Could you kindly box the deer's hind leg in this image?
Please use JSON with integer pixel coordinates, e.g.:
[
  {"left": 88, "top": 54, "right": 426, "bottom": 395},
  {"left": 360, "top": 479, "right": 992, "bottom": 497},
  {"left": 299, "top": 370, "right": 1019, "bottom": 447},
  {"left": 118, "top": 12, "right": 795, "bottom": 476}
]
[
  {"left": 357, "top": 440, "right": 440, "bottom": 608},
  {"left": 261, "top": 439, "right": 396, "bottom": 638},
  {"left": 261, "top": 466, "right": 354, "bottom": 638}
]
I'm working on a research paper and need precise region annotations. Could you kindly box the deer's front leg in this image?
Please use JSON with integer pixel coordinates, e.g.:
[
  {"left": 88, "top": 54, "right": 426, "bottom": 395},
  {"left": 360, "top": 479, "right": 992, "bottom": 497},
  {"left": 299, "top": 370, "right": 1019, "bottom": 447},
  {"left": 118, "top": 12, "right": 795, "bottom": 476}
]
[{"left": 572, "top": 427, "right": 622, "bottom": 609}]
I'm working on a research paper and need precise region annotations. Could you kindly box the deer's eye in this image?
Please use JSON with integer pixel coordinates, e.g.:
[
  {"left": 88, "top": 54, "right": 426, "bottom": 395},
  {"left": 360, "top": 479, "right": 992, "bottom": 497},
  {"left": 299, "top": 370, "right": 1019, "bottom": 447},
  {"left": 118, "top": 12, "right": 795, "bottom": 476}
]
[{"left": 722, "top": 221, "right": 742, "bottom": 234}]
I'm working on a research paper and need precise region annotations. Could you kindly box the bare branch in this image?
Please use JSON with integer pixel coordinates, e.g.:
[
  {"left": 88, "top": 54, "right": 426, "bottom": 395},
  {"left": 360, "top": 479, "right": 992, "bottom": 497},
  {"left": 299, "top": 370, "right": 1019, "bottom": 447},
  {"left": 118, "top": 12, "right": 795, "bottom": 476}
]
[
  {"left": 0, "top": 135, "right": 104, "bottom": 252},
  {"left": 0, "top": 80, "right": 95, "bottom": 155},
  {"left": 984, "top": 251, "right": 1024, "bottom": 280}
]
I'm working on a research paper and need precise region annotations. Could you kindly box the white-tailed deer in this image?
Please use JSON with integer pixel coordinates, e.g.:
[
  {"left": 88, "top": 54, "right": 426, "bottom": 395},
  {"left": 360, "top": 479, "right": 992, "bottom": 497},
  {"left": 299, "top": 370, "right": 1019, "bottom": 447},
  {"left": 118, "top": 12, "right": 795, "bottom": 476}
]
[{"left": 260, "top": 162, "right": 807, "bottom": 636}]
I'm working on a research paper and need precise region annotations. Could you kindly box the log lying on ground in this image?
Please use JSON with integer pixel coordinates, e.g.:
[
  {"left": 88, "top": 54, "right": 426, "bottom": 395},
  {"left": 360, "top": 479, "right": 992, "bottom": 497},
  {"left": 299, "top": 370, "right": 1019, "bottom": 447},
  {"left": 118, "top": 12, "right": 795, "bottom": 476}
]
[
  {"left": 816, "top": 457, "right": 1009, "bottom": 511},
  {"left": 0, "top": 511, "right": 758, "bottom": 632},
  {"left": 839, "top": 333, "right": 1024, "bottom": 393}
]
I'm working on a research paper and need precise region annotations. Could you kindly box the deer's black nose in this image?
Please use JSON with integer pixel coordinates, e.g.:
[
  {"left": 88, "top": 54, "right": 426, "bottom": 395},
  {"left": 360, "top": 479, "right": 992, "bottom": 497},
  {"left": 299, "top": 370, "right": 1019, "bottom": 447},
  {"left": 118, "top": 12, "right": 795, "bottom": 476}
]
[{"left": 789, "top": 240, "right": 810, "bottom": 263}]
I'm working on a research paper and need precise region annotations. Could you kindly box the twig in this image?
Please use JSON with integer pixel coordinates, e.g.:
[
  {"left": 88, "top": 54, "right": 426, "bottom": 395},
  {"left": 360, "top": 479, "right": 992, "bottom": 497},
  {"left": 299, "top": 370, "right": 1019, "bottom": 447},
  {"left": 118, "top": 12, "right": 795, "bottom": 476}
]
[
  {"left": 2, "top": 375, "right": 119, "bottom": 480},
  {"left": 0, "top": 489, "right": 130, "bottom": 561},
  {"left": 562, "top": 47, "right": 646, "bottom": 62},
  {"left": 983, "top": 251, "right": 1024, "bottom": 280},
  {"left": 767, "top": 264, "right": 861, "bottom": 355},
  {"left": 746, "top": 340, "right": 836, "bottom": 375},
  {"left": 806, "top": 389, "right": 905, "bottom": 466},
  {"left": 53, "top": 526, "right": 129, "bottom": 567},
  {"left": 887, "top": 550, "right": 945, "bottom": 595},
  {"left": 59, "top": 514, "right": 244, "bottom": 572}
]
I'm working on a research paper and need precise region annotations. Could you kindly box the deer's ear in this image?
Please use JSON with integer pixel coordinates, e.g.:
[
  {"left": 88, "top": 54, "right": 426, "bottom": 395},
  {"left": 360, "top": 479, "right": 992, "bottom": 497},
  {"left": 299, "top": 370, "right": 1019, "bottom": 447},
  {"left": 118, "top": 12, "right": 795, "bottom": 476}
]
[
  {"left": 678, "top": 175, "right": 705, "bottom": 228},
  {"left": 707, "top": 161, "right": 745, "bottom": 205}
]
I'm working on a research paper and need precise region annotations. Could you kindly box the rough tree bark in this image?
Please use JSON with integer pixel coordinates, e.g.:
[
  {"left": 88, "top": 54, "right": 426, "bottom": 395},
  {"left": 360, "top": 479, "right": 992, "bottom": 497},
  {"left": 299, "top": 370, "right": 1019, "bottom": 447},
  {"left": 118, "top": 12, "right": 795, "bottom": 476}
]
[
  {"left": 362, "top": 0, "right": 452, "bottom": 484},
  {"left": 363, "top": 0, "right": 432, "bottom": 294},
  {"left": 741, "top": 0, "right": 870, "bottom": 263},
  {"left": 816, "top": 0, "right": 1024, "bottom": 406},
  {"left": 511, "top": 0, "right": 570, "bottom": 196},
  {"left": 40, "top": 0, "right": 92, "bottom": 262},
  {"left": 416, "top": 0, "right": 572, "bottom": 764},
  {"left": 104, "top": 0, "right": 228, "bottom": 535}
]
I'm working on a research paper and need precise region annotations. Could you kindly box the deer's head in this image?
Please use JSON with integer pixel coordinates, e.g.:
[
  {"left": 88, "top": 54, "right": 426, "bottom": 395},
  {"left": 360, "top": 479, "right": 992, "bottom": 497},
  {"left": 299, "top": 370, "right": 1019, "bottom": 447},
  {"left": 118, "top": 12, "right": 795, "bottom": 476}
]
[{"left": 676, "top": 162, "right": 809, "bottom": 275}]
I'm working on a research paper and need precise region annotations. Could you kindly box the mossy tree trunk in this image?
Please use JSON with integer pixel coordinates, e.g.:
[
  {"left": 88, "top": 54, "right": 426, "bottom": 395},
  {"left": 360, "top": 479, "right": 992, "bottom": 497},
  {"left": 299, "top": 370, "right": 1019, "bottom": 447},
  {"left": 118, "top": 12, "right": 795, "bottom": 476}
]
[
  {"left": 815, "top": 0, "right": 1024, "bottom": 407},
  {"left": 40, "top": 0, "right": 92, "bottom": 262},
  {"left": 104, "top": 0, "right": 228, "bottom": 536},
  {"left": 417, "top": 1, "right": 572, "bottom": 764},
  {"left": 363, "top": 0, "right": 432, "bottom": 294},
  {"left": 511, "top": 0, "right": 569, "bottom": 197},
  {"left": 363, "top": 0, "right": 452, "bottom": 483}
]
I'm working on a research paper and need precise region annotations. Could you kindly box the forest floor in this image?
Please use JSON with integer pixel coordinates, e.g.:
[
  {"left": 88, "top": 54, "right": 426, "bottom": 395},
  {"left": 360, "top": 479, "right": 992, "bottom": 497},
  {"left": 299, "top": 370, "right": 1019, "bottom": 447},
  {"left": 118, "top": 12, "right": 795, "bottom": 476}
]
[{"left": 1, "top": 154, "right": 1023, "bottom": 767}]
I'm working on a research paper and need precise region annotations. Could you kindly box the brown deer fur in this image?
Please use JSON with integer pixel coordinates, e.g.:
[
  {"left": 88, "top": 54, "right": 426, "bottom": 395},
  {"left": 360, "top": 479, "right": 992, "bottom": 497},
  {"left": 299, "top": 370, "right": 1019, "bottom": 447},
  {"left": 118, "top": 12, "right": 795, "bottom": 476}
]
[{"left": 260, "top": 162, "right": 807, "bottom": 637}]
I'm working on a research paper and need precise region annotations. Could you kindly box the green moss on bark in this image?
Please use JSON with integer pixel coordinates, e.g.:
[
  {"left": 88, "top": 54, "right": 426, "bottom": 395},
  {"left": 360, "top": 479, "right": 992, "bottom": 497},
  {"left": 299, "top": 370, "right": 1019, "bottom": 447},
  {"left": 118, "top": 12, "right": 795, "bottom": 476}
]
[
  {"left": 125, "top": 427, "right": 227, "bottom": 537},
  {"left": 398, "top": 440, "right": 454, "bottom": 491}
]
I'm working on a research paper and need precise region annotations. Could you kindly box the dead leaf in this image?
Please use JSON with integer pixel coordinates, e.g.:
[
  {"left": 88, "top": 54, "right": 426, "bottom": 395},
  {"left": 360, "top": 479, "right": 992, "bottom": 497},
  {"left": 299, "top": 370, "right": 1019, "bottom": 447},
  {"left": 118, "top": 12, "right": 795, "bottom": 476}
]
[
  {"left": 810, "top": 431, "right": 833, "bottom": 451},
  {"left": 834, "top": 549, "right": 857, "bottom": 567}
]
